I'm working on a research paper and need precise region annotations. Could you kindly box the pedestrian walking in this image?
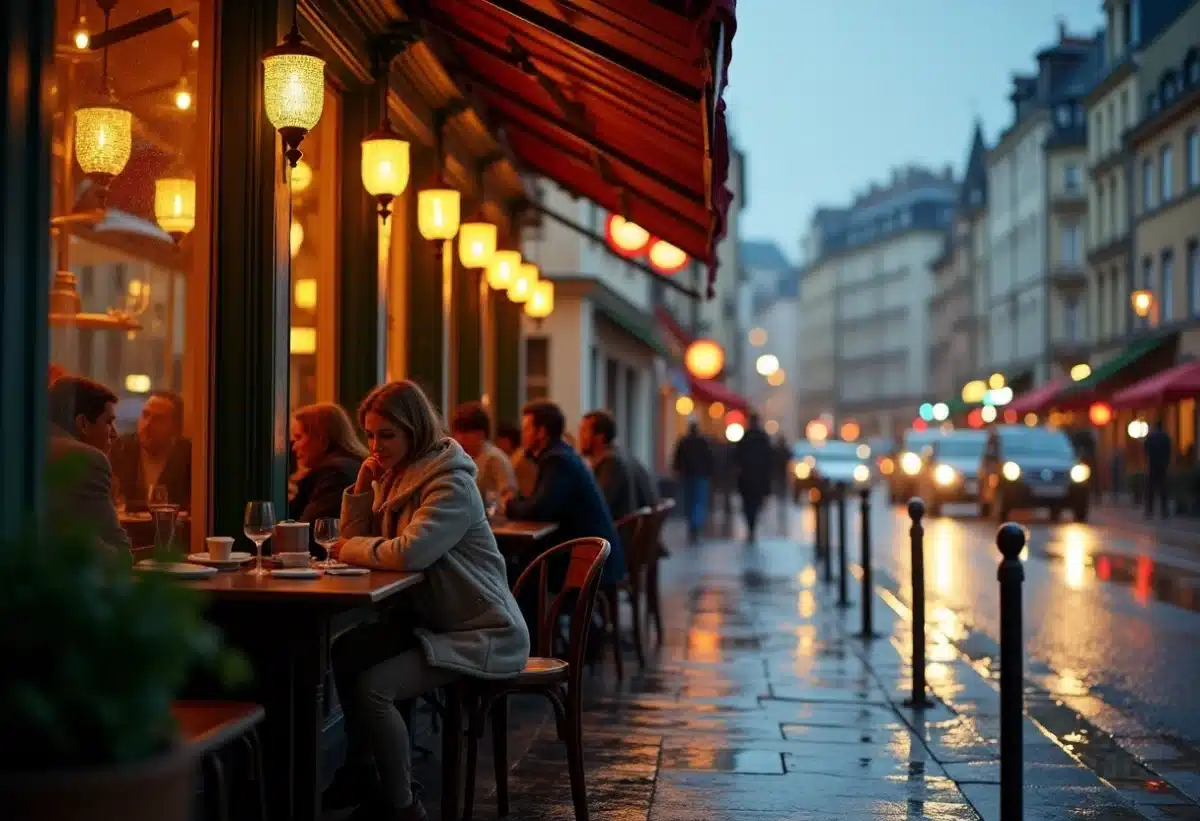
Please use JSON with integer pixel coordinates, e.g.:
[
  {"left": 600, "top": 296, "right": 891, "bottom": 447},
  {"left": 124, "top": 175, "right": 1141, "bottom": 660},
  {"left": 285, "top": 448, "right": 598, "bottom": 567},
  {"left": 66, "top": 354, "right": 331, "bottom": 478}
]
[
  {"left": 1144, "top": 420, "right": 1172, "bottom": 519},
  {"left": 732, "top": 414, "right": 774, "bottom": 544},
  {"left": 672, "top": 422, "right": 715, "bottom": 544}
]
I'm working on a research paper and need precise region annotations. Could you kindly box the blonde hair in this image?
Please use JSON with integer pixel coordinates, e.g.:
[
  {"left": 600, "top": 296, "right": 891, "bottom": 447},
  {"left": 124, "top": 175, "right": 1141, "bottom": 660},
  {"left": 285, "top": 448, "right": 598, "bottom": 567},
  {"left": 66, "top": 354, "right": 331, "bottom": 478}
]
[
  {"left": 293, "top": 403, "right": 369, "bottom": 462},
  {"left": 358, "top": 381, "right": 446, "bottom": 464}
]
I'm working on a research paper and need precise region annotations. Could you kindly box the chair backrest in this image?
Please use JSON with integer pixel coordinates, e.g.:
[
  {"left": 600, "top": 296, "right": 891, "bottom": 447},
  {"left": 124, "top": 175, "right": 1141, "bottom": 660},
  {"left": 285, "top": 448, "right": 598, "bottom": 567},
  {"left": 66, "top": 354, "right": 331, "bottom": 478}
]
[
  {"left": 511, "top": 537, "right": 611, "bottom": 668},
  {"left": 614, "top": 506, "right": 654, "bottom": 576}
]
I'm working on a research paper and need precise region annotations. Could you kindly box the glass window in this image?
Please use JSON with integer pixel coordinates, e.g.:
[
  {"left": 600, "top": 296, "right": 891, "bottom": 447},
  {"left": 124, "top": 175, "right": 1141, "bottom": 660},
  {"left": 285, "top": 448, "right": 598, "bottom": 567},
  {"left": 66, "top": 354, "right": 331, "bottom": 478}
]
[
  {"left": 1061, "top": 225, "right": 1081, "bottom": 265},
  {"left": 1161, "top": 144, "right": 1174, "bottom": 202},
  {"left": 48, "top": 0, "right": 215, "bottom": 544},
  {"left": 1189, "top": 242, "right": 1200, "bottom": 318},
  {"left": 525, "top": 337, "right": 549, "bottom": 400},
  {"left": 1143, "top": 158, "right": 1156, "bottom": 210},
  {"left": 1187, "top": 130, "right": 1199, "bottom": 188},
  {"left": 288, "top": 84, "right": 341, "bottom": 413},
  {"left": 1064, "top": 297, "right": 1081, "bottom": 341},
  {"left": 1064, "top": 163, "right": 1081, "bottom": 191},
  {"left": 1161, "top": 250, "right": 1174, "bottom": 322}
]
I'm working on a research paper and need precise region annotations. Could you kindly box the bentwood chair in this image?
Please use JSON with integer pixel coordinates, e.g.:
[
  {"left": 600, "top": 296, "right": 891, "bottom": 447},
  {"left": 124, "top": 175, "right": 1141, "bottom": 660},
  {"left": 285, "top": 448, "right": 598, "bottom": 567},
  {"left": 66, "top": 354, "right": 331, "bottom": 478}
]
[
  {"left": 603, "top": 508, "right": 655, "bottom": 675},
  {"left": 457, "top": 537, "right": 612, "bottom": 821},
  {"left": 646, "top": 499, "right": 676, "bottom": 644},
  {"left": 172, "top": 701, "right": 267, "bottom": 821}
]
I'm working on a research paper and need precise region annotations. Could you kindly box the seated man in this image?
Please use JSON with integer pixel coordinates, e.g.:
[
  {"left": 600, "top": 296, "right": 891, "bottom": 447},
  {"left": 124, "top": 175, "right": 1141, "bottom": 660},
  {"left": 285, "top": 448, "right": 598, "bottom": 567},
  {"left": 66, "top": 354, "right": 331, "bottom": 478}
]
[
  {"left": 579, "top": 409, "right": 637, "bottom": 522},
  {"left": 46, "top": 376, "right": 131, "bottom": 554},
  {"left": 110, "top": 391, "right": 192, "bottom": 510},
  {"left": 505, "top": 400, "right": 626, "bottom": 589},
  {"left": 450, "top": 401, "right": 516, "bottom": 501}
]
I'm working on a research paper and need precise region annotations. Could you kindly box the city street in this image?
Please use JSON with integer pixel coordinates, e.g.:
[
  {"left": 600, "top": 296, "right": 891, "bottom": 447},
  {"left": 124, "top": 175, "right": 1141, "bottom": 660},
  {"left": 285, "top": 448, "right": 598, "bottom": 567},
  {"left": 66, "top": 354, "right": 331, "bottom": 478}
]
[{"left": 801, "top": 489, "right": 1200, "bottom": 798}]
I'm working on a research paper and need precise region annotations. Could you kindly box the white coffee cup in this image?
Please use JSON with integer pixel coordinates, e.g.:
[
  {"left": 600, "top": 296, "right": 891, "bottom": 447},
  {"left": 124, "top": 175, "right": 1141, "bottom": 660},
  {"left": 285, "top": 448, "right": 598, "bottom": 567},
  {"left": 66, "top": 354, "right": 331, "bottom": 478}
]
[
  {"left": 206, "top": 536, "right": 234, "bottom": 562},
  {"left": 276, "top": 552, "right": 312, "bottom": 569}
]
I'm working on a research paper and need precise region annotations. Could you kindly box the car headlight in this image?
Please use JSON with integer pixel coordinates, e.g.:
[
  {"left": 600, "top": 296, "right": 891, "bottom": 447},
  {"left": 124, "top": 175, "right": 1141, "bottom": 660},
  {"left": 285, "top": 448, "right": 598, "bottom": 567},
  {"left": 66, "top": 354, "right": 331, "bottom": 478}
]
[
  {"left": 900, "top": 452, "right": 922, "bottom": 475},
  {"left": 853, "top": 464, "right": 871, "bottom": 484},
  {"left": 934, "top": 464, "right": 957, "bottom": 486},
  {"left": 1070, "top": 463, "right": 1091, "bottom": 483},
  {"left": 1002, "top": 461, "right": 1021, "bottom": 481},
  {"left": 794, "top": 462, "right": 812, "bottom": 480},
  {"left": 879, "top": 457, "right": 895, "bottom": 475}
]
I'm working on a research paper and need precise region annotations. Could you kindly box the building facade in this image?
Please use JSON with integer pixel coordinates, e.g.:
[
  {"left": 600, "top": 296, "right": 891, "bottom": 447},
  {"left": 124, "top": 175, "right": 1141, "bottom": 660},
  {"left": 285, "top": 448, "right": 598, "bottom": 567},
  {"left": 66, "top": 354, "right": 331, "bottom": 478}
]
[
  {"left": 796, "top": 209, "right": 846, "bottom": 428},
  {"left": 737, "top": 239, "right": 793, "bottom": 399},
  {"left": 986, "top": 27, "right": 1094, "bottom": 392}
]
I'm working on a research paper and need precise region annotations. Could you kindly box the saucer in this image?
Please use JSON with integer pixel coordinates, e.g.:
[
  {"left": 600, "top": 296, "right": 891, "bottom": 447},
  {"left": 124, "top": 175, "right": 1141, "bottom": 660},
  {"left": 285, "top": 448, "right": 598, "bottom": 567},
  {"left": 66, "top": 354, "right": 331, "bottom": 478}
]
[
  {"left": 270, "top": 568, "right": 321, "bottom": 580},
  {"left": 187, "top": 551, "right": 253, "bottom": 570},
  {"left": 135, "top": 560, "right": 218, "bottom": 579}
]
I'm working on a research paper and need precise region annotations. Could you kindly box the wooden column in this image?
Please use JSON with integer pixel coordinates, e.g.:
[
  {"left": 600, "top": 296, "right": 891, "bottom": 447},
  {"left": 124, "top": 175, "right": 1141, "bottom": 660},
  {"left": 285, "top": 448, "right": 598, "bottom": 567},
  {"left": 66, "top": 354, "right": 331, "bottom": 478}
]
[
  {"left": 406, "top": 149, "right": 445, "bottom": 407},
  {"left": 455, "top": 265, "right": 483, "bottom": 403},
  {"left": 337, "top": 86, "right": 383, "bottom": 412},
  {"left": 0, "top": 0, "right": 54, "bottom": 523},
  {"left": 493, "top": 296, "right": 523, "bottom": 427},
  {"left": 208, "top": 0, "right": 290, "bottom": 538}
]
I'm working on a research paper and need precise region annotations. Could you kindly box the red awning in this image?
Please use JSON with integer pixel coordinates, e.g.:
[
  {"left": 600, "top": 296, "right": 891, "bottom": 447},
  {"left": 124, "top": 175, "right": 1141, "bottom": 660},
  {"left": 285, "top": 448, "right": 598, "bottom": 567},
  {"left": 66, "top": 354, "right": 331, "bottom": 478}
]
[
  {"left": 688, "top": 375, "right": 750, "bottom": 413},
  {"left": 423, "top": 0, "right": 736, "bottom": 291},
  {"left": 1005, "top": 380, "right": 1068, "bottom": 416},
  {"left": 1111, "top": 361, "right": 1200, "bottom": 408}
]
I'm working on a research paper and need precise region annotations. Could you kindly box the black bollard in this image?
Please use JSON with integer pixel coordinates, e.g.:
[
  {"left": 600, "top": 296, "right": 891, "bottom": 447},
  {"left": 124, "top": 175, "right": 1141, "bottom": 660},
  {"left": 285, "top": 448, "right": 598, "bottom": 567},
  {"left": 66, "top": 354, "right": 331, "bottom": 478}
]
[
  {"left": 857, "top": 486, "right": 877, "bottom": 639},
  {"left": 836, "top": 483, "right": 850, "bottom": 607},
  {"left": 810, "top": 487, "right": 824, "bottom": 563},
  {"left": 904, "top": 498, "right": 934, "bottom": 709},
  {"left": 820, "top": 482, "right": 834, "bottom": 584},
  {"left": 997, "top": 523, "right": 1027, "bottom": 821}
]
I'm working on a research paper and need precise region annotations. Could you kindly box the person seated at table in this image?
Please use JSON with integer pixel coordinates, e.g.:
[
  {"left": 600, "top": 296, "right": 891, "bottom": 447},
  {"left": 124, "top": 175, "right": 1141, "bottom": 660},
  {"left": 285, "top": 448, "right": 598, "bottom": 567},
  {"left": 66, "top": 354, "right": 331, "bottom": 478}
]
[
  {"left": 110, "top": 391, "right": 192, "bottom": 510},
  {"left": 325, "top": 380, "right": 529, "bottom": 821},
  {"left": 579, "top": 409, "right": 638, "bottom": 521},
  {"left": 449, "top": 401, "right": 516, "bottom": 501},
  {"left": 288, "top": 402, "right": 366, "bottom": 555},
  {"left": 494, "top": 423, "right": 521, "bottom": 457},
  {"left": 46, "top": 376, "right": 131, "bottom": 554},
  {"left": 505, "top": 400, "right": 626, "bottom": 590},
  {"left": 496, "top": 421, "right": 538, "bottom": 497}
]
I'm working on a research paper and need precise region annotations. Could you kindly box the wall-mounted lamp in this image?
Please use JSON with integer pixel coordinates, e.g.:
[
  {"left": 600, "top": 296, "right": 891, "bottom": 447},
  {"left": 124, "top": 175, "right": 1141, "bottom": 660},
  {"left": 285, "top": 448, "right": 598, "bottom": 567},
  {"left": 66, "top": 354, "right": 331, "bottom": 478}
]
[{"left": 263, "top": 19, "right": 326, "bottom": 169}]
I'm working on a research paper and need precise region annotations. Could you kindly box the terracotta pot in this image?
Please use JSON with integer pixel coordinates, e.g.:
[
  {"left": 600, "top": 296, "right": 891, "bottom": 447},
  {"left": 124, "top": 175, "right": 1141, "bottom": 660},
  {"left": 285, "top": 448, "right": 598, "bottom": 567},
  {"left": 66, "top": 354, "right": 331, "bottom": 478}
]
[{"left": 0, "top": 745, "right": 196, "bottom": 821}]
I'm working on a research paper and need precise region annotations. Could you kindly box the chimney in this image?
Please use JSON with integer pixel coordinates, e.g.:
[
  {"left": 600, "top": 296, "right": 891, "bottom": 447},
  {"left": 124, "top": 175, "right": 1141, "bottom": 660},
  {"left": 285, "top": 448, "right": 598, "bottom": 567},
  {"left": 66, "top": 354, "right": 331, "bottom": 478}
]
[
  {"left": 1057, "top": 16, "right": 1067, "bottom": 42},
  {"left": 944, "top": 164, "right": 954, "bottom": 181}
]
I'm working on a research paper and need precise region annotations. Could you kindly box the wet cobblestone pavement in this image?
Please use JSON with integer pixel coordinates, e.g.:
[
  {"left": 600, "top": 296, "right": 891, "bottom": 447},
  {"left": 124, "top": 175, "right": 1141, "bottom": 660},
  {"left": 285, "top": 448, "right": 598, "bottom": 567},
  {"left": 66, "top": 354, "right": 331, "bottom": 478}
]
[{"left": 398, "top": 504, "right": 1200, "bottom": 820}]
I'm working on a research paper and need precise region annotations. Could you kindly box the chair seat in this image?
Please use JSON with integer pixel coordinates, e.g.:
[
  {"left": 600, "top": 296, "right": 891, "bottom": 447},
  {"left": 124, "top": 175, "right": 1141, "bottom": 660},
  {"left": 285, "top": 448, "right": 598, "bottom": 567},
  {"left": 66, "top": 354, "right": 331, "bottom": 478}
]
[
  {"left": 172, "top": 701, "right": 265, "bottom": 756},
  {"left": 517, "top": 656, "right": 568, "bottom": 680}
]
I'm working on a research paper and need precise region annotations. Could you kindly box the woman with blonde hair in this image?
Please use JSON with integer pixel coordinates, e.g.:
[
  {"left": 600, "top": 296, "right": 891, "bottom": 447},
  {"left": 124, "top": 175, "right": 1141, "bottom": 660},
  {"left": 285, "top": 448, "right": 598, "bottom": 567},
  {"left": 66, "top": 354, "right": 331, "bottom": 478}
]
[
  {"left": 288, "top": 403, "right": 367, "bottom": 554},
  {"left": 324, "top": 380, "right": 529, "bottom": 821}
]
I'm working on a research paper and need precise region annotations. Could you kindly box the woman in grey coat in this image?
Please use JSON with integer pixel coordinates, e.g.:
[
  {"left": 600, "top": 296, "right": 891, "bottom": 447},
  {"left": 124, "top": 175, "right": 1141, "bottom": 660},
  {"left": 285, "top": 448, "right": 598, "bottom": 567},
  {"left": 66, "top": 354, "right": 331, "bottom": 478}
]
[{"left": 326, "top": 380, "right": 530, "bottom": 821}]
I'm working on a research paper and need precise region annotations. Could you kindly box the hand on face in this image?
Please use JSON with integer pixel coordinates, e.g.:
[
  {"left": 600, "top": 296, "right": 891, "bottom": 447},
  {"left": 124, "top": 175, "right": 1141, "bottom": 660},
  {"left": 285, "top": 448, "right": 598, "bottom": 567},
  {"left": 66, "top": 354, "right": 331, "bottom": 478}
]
[{"left": 354, "top": 455, "right": 384, "bottom": 494}]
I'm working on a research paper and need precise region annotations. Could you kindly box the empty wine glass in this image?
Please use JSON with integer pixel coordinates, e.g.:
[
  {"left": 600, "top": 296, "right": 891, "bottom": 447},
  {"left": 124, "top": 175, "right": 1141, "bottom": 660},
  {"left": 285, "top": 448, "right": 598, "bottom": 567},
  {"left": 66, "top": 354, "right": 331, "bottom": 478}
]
[
  {"left": 148, "top": 484, "right": 169, "bottom": 510},
  {"left": 243, "top": 501, "right": 276, "bottom": 577},
  {"left": 313, "top": 518, "right": 339, "bottom": 568}
]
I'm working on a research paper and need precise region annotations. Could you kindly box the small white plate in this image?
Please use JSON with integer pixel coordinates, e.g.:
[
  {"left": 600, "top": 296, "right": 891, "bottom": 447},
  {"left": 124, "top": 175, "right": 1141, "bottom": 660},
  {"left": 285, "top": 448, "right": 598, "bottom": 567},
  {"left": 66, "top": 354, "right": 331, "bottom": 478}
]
[
  {"left": 187, "top": 551, "right": 253, "bottom": 569},
  {"left": 270, "top": 568, "right": 322, "bottom": 579},
  {"left": 324, "top": 566, "right": 369, "bottom": 576},
  {"left": 135, "top": 560, "right": 218, "bottom": 579}
]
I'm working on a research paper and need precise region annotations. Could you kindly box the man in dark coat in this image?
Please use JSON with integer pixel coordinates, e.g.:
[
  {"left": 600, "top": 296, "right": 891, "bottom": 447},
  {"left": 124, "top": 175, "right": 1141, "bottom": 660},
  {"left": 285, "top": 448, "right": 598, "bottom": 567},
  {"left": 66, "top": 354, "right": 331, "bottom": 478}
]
[
  {"left": 110, "top": 391, "right": 192, "bottom": 511},
  {"left": 732, "top": 414, "right": 774, "bottom": 543},
  {"left": 671, "top": 422, "right": 714, "bottom": 544},
  {"left": 1144, "top": 420, "right": 1173, "bottom": 519},
  {"left": 579, "top": 409, "right": 637, "bottom": 522}
]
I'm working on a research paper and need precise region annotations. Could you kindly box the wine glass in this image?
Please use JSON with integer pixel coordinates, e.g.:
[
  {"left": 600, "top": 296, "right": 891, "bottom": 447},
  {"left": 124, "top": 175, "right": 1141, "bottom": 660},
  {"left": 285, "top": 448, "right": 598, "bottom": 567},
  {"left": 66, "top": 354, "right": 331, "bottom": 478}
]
[
  {"left": 148, "top": 484, "right": 169, "bottom": 510},
  {"left": 313, "top": 518, "right": 339, "bottom": 569},
  {"left": 243, "top": 501, "right": 276, "bottom": 577}
]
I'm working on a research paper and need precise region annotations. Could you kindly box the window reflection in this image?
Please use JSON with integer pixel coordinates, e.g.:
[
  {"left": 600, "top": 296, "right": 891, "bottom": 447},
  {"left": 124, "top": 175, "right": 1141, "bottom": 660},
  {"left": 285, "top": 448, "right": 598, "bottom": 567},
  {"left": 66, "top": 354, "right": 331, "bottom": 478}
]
[
  {"left": 48, "top": 0, "right": 212, "bottom": 544},
  {"left": 289, "top": 84, "right": 340, "bottom": 412}
]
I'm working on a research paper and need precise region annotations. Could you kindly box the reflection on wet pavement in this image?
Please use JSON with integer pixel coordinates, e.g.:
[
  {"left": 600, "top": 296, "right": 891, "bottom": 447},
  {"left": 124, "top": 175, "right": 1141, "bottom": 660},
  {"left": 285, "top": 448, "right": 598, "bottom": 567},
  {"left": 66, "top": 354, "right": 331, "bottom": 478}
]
[{"left": 408, "top": 506, "right": 1200, "bottom": 820}]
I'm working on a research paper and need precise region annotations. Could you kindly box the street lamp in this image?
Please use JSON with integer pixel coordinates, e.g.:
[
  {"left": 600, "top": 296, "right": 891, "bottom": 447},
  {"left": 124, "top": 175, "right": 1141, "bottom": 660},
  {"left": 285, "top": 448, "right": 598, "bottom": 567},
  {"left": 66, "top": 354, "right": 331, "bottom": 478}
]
[
  {"left": 1131, "top": 289, "right": 1158, "bottom": 325},
  {"left": 756, "top": 353, "right": 780, "bottom": 376},
  {"left": 685, "top": 340, "right": 725, "bottom": 380}
]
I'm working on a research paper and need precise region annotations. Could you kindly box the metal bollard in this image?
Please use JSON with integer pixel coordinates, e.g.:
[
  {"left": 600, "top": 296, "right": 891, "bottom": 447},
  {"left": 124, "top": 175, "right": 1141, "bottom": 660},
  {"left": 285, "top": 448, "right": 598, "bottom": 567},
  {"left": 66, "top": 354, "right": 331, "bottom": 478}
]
[
  {"left": 857, "top": 486, "right": 877, "bottom": 639},
  {"left": 904, "top": 498, "right": 933, "bottom": 709},
  {"left": 821, "top": 482, "right": 834, "bottom": 585},
  {"left": 810, "top": 487, "right": 824, "bottom": 563},
  {"left": 997, "top": 522, "right": 1027, "bottom": 821},
  {"left": 836, "top": 483, "right": 850, "bottom": 607}
]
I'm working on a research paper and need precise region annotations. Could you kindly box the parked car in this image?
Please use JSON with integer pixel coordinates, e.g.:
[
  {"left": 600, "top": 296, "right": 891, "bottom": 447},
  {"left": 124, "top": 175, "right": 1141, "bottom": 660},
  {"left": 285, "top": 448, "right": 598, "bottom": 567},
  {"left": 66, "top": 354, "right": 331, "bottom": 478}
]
[
  {"left": 915, "top": 430, "right": 989, "bottom": 516},
  {"left": 792, "top": 440, "right": 871, "bottom": 499},
  {"left": 888, "top": 429, "right": 942, "bottom": 504},
  {"left": 978, "top": 425, "right": 1091, "bottom": 522}
]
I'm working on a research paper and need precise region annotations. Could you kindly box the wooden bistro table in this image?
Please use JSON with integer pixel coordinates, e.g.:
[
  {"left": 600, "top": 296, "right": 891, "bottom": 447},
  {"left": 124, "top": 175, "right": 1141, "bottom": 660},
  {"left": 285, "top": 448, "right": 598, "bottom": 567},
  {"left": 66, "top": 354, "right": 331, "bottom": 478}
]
[
  {"left": 490, "top": 519, "right": 559, "bottom": 559},
  {"left": 180, "top": 566, "right": 425, "bottom": 821}
]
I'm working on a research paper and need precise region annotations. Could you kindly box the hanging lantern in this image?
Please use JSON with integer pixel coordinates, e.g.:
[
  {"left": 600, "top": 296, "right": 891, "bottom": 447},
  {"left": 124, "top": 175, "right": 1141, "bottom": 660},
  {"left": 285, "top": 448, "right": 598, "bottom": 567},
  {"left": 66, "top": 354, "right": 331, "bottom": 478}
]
[
  {"left": 74, "top": 104, "right": 132, "bottom": 187},
  {"left": 508, "top": 262, "right": 538, "bottom": 303},
  {"left": 458, "top": 222, "right": 497, "bottom": 269},
  {"left": 525, "top": 279, "right": 554, "bottom": 320},
  {"left": 1088, "top": 402, "right": 1113, "bottom": 427},
  {"left": 647, "top": 239, "right": 689, "bottom": 274},
  {"left": 153, "top": 177, "right": 196, "bottom": 237},
  {"left": 262, "top": 22, "right": 326, "bottom": 168},
  {"left": 487, "top": 250, "right": 521, "bottom": 290},
  {"left": 605, "top": 214, "right": 650, "bottom": 257},
  {"left": 417, "top": 188, "right": 461, "bottom": 241},
  {"left": 684, "top": 339, "right": 724, "bottom": 380},
  {"left": 361, "top": 122, "right": 411, "bottom": 221}
]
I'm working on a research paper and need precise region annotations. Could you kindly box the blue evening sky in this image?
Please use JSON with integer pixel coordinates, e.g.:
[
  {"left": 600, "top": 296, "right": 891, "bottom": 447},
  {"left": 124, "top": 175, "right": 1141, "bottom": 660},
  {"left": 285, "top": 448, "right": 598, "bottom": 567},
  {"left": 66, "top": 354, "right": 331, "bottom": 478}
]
[{"left": 725, "top": 0, "right": 1107, "bottom": 263}]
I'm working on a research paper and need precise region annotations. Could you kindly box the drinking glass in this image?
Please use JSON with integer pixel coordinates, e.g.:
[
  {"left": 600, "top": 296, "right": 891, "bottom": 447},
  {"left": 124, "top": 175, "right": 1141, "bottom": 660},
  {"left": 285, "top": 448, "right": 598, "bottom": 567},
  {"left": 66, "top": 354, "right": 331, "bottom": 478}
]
[
  {"left": 313, "top": 517, "right": 339, "bottom": 568},
  {"left": 148, "top": 484, "right": 170, "bottom": 510},
  {"left": 113, "top": 477, "right": 126, "bottom": 516},
  {"left": 244, "top": 501, "right": 276, "bottom": 577}
]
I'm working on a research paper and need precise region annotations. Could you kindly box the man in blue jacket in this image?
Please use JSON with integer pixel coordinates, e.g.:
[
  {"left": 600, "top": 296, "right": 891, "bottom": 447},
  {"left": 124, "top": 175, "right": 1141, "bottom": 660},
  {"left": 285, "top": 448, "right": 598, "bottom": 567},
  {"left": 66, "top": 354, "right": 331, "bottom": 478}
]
[{"left": 505, "top": 400, "right": 626, "bottom": 589}]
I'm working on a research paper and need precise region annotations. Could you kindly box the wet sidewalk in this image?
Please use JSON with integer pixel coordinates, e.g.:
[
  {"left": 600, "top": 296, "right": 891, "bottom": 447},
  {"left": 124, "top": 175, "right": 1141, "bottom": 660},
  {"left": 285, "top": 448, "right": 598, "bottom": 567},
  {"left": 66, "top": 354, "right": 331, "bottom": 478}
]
[
  {"left": 1092, "top": 502, "right": 1200, "bottom": 551},
  {"left": 408, "top": 521, "right": 1200, "bottom": 821}
]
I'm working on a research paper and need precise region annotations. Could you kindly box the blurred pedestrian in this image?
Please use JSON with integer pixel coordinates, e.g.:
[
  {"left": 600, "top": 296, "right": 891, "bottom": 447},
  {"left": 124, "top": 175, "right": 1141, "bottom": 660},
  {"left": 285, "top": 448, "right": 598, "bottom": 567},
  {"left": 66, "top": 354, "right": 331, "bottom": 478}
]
[
  {"left": 733, "top": 414, "right": 774, "bottom": 544},
  {"left": 672, "top": 421, "right": 714, "bottom": 544},
  {"left": 1144, "top": 420, "right": 1172, "bottom": 519}
]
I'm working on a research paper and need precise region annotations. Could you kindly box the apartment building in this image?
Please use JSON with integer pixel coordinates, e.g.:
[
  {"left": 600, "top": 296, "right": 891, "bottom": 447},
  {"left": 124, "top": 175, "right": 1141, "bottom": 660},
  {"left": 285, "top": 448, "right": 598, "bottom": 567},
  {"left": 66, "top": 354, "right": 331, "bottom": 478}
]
[
  {"left": 930, "top": 125, "right": 990, "bottom": 403},
  {"left": 797, "top": 208, "right": 848, "bottom": 427},
  {"left": 1085, "top": 0, "right": 1193, "bottom": 361},
  {"left": 737, "top": 239, "right": 793, "bottom": 398},
  {"left": 986, "top": 26, "right": 1095, "bottom": 392},
  {"left": 830, "top": 168, "right": 958, "bottom": 437},
  {"left": 1129, "top": 2, "right": 1200, "bottom": 352}
]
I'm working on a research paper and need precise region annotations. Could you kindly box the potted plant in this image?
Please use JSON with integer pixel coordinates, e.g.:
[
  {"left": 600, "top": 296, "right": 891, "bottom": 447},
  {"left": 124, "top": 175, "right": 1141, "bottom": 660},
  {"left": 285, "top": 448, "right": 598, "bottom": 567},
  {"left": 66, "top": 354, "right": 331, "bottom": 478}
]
[{"left": 0, "top": 463, "right": 246, "bottom": 821}]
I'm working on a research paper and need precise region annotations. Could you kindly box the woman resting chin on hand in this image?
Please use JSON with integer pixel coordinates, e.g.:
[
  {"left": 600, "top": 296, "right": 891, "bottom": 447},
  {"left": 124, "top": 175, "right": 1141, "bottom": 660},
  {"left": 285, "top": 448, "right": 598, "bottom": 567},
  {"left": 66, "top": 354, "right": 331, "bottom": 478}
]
[{"left": 322, "top": 380, "right": 530, "bottom": 821}]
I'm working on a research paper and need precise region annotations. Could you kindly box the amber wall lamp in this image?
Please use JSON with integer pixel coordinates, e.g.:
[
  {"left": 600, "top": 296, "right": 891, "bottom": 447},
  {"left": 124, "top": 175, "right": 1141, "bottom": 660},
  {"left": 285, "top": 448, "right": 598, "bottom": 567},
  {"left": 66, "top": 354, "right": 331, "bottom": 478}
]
[
  {"left": 360, "top": 26, "right": 421, "bottom": 221},
  {"left": 263, "top": 16, "right": 327, "bottom": 170},
  {"left": 417, "top": 104, "right": 467, "bottom": 258}
]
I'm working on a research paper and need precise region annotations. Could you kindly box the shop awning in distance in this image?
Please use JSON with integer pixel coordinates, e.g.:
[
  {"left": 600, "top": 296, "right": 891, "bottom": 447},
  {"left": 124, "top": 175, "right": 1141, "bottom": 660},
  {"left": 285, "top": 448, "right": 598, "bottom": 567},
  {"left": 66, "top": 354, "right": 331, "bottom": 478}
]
[
  {"left": 419, "top": 0, "right": 736, "bottom": 289},
  {"left": 1111, "top": 360, "right": 1200, "bottom": 409},
  {"left": 688, "top": 374, "right": 751, "bottom": 414},
  {"left": 1005, "top": 379, "right": 1069, "bottom": 417}
]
